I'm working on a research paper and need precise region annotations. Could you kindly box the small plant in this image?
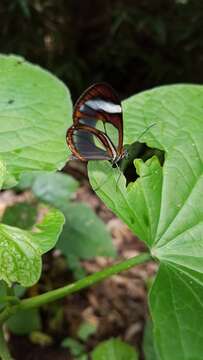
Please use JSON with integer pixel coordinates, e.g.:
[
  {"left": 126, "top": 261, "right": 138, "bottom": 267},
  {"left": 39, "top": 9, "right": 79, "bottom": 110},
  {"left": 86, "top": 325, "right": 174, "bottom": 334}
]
[{"left": 0, "top": 55, "right": 202, "bottom": 360}]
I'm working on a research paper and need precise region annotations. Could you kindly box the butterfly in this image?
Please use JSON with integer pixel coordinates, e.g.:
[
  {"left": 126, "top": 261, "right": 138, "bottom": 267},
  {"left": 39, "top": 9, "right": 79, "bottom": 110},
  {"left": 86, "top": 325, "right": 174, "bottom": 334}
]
[{"left": 67, "top": 83, "right": 127, "bottom": 167}]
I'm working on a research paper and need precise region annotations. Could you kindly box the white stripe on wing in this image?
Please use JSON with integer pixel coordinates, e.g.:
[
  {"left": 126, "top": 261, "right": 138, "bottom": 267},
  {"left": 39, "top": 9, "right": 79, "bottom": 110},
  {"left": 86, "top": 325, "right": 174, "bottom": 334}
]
[{"left": 84, "top": 99, "right": 121, "bottom": 113}]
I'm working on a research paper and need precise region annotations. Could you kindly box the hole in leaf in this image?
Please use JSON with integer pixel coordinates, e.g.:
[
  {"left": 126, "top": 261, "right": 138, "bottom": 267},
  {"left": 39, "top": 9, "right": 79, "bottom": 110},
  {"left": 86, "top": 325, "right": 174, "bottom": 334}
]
[{"left": 122, "top": 141, "right": 165, "bottom": 184}]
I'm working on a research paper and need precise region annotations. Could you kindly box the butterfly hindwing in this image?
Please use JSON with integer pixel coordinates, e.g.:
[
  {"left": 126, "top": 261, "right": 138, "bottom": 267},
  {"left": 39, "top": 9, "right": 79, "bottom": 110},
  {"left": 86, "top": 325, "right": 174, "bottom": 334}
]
[{"left": 67, "top": 125, "right": 113, "bottom": 161}]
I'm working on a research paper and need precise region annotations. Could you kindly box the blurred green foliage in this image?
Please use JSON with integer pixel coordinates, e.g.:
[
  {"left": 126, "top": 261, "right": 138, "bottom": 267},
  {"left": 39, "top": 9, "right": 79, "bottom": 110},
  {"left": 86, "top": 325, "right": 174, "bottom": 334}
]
[
  {"left": 8, "top": 171, "right": 116, "bottom": 278},
  {"left": 1, "top": 0, "right": 202, "bottom": 100},
  {"left": 2, "top": 203, "right": 38, "bottom": 229}
]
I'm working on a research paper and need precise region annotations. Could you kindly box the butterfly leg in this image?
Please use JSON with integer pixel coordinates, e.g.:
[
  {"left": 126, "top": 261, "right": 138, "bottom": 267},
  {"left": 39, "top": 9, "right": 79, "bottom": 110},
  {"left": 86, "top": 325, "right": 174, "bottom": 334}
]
[{"left": 115, "top": 162, "right": 123, "bottom": 192}]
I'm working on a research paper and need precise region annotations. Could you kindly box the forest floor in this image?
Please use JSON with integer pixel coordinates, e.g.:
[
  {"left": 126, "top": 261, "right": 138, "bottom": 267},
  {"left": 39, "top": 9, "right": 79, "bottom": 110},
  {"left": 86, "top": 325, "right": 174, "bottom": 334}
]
[{"left": 0, "top": 164, "right": 157, "bottom": 360}]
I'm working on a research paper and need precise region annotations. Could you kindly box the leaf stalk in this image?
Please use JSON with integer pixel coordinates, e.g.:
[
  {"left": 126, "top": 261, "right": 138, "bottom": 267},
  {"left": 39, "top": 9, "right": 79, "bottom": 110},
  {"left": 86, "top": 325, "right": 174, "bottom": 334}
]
[
  {"left": 0, "top": 252, "right": 151, "bottom": 325},
  {"left": 0, "top": 327, "right": 13, "bottom": 360}
]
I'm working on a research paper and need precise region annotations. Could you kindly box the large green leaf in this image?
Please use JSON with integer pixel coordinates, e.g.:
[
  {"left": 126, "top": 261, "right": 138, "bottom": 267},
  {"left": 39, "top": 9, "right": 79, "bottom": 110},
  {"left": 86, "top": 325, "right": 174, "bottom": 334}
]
[
  {"left": 143, "top": 320, "right": 159, "bottom": 360},
  {"left": 88, "top": 85, "right": 203, "bottom": 360},
  {"left": 92, "top": 338, "right": 138, "bottom": 360},
  {"left": 6, "top": 308, "right": 41, "bottom": 335},
  {"left": 2, "top": 203, "right": 38, "bottom": 230},
  {"left": 0, "top": 159, "right": 6, "bottom": 190},
  {"left": 31, "top": 172, "right": 79, "bottom": 207},
  {"left": 150, "top": 264, "right": 203, "bottom": 360},
  {"left": 17, "top": 172, "right": 79, "bottom": 207},
  {"left": 57, "top": 203, "right": 116, "bottom": 261},
  {"left": 0, "top": 208, "right": 64, "bottom": 286},
  {"left": 89, "top": 156, "right": 162, "bottom": 247},
  {"left": 0, "top": 55, "right": 71, "bottom": 186},
  {"left": 16, "top": 171, "right": 114, "bottom": 264}
]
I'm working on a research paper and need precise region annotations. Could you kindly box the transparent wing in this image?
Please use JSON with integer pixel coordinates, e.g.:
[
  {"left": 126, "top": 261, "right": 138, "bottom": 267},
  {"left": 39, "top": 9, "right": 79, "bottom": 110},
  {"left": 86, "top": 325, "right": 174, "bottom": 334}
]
[
  {"left": 73, "top": 83, "right": 123, "bottom": 154},
  {"left": 67, "top": 126, "right": 112, "bottom": 161}
]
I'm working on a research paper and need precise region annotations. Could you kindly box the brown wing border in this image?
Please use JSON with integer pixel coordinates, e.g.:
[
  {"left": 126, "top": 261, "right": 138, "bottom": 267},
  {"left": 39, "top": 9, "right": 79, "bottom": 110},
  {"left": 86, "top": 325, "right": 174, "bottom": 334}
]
[
  {"left": 67, "top": 124, "right": 115, "bottom": 162},
  {"left": 72, "top": 83, "right": 123, "bottom": 155}
]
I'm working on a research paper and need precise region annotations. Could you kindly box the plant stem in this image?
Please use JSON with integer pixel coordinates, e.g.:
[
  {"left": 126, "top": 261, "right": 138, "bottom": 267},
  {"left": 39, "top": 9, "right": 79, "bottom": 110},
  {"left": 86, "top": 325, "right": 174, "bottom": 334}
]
[
  {"left": 0, "top": 327, "right": 13, "bottom": 360},
  {"left": 0, "top": 297, "right": 20, "bottom": 306},
  {"left": 0, "top": 252, "right": 151, "bottom": 324}
]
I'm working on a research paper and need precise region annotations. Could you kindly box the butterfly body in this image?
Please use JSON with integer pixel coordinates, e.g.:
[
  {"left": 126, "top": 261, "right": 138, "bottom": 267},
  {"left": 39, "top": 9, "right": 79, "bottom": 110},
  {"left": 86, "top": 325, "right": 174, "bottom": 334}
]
[{"left": 67, "top": 83, "right": 126, "bottom": 166}]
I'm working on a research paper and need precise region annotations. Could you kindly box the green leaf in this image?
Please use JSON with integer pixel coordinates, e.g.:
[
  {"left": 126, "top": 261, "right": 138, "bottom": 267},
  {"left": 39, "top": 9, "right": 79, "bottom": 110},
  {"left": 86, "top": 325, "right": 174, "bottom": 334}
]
[
  {"left": 0, "top": 55, "right": 71, "bottom": 186},
  {"left": 16, "top": 171, "right": 42, "bottom": 190},
  {"left": 16, "top": 0, "right": 30, "bottom": 17},
  {"left": 89, "top": 156, "right": 162, "bottom": 246},
  {"left": 2, "top": 203, "right": 38, "bottom": 229},
  {"left": 150, "top": 264, "right": 203, "bottom": 360},
  {"left": 92, "top": 338, "right": 138, "bottom": 360},
  {"left": 30, "top": 207, "right": 65, "bottom": 255},
  {"left": 143, "top": 320, "right": 159, "bottom": 360},
  {"left": 0, "top": 159, "right": 6, "bottom": 190},
  {"left": 57, "top": 203, "right": 116, "bottom": 261},
  {"left": 0, "top": 281, "right": 7, "bottom": 310},
  {"left": 17, "top": 171, "right": 79, "bottom": 207},
  {"left": 77, "top": 355, "right": 88, "bottom": 360},
  {"left": 0, "top": 208, "right": 65, "bottom": 286},
  {"left": 31, "top": 172, "right": 79, "bottom": 207},
  {"left": 6, "top": 308, "right": 41, "bottom": 335},
  {"left": 29, "top": 331, "right": 53, "bottom": 346},
  {"left": 14, "top": 170, "right": 114, "bottom": 276},
  {"left": 88, "top": 85, "right": 203, "bottom": 360},
  {"left": 78, "top": 321, "right": 97, "bottom": 341},
  {"left": 18, "top": 171, "right": 112, "bottom": 266},
  {"left": 13, "top": 284, "right": 26, "bottom": 298},
  {"left": 67, "top": 255, "right": 87, "bottom": 279},
  {"left": 61, "top": 337, "right": 85, "bottom": 356}
]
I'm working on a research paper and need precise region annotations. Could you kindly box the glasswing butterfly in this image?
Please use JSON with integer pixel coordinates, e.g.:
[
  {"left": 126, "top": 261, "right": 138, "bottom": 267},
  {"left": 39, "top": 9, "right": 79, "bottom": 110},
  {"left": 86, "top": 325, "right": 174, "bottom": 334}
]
[{"left": 67, "top": 83, "right": 127, "bottom": 167}]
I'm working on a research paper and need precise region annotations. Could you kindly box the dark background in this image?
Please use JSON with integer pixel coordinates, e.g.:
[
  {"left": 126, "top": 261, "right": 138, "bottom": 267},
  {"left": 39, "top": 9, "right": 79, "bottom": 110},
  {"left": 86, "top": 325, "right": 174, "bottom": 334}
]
[{"left": 1, "top": 0, "right": 203, "bottom": 102}]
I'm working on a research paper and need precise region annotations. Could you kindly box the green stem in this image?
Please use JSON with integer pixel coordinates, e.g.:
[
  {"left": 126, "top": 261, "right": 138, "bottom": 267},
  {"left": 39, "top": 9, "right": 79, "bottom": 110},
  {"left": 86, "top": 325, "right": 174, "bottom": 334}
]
[
  {"left": 0, "top": 297, "right": 20, "bottom": 306},
  {"left": 0, "top": 327, "right": 13, "bottom": 360},
  {"left": 0, "top": 252, "right": 151, "bottom": 324}
]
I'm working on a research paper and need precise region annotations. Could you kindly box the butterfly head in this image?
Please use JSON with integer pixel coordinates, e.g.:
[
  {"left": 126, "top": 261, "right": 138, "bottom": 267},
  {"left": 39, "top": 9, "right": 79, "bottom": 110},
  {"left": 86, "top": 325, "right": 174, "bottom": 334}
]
[{"left": 111, "top": 147, "right": 128, "bottom": 167}]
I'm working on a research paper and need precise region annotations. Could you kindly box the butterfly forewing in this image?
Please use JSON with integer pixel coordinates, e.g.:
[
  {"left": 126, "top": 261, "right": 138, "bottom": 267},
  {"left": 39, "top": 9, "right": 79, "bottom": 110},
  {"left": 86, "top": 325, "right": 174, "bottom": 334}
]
[
  {"left": 67, "top": 83, "right": 124, "bottom": 163},
  {"left": 73, "top": 83, "right": 123, "bottom": 155}
]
